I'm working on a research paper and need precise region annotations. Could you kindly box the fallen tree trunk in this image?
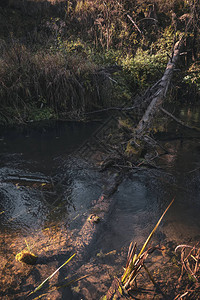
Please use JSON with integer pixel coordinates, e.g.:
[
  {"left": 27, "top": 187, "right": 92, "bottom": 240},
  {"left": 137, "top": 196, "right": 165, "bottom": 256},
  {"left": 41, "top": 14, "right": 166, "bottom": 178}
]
[
  {"left": 102, "top": 12, "right": 195, "bottom": 300},
  {"left": 73, "top": 172, "right": 123, "bottom": 261},
  {"left": 135, "top": 17, "right": 193, "bottom": 137}
]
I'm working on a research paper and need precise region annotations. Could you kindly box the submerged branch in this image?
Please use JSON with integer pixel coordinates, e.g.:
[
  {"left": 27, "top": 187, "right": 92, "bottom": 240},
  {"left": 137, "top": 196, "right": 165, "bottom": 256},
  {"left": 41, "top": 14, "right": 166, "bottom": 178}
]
[{"left": 160, "top": 107, "right": 200, "bottom": 132}]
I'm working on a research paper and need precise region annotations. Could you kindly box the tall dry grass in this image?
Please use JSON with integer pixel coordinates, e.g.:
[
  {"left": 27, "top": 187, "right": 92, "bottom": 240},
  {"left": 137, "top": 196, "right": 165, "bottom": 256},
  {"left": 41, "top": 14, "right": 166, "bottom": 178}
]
[{"left": 0, "top": 40, "right": 113, "bottom": 122}]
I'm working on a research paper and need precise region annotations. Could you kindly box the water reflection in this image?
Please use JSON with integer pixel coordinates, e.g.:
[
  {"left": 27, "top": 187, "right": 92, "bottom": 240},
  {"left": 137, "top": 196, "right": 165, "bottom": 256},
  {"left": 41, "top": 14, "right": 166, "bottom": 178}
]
[
  {"left": 0, "top": 120, "right": 105, "bottom": 299},
  {"left": 0, "top": 121, "right": 103, "bottom": 232},
  {"left": 0, "top": 106, "right": 200, "bottom": 298},
  {"left": 97, "top": 105, "right": 200, "bottom": 254}
]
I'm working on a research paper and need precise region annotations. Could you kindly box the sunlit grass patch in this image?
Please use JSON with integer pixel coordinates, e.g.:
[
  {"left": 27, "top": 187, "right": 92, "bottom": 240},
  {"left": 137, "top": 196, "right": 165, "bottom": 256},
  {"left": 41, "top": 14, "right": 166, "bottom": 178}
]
[{"left": 104, "top": 198, "right": 174, "bottom": 299}]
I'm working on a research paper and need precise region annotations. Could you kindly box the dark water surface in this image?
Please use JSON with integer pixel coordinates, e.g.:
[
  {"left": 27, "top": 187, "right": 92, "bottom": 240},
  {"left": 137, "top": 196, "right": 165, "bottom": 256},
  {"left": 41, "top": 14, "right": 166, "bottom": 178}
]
[
  {"left": 0, "top": 107, "right": 200, "bottom": 299},
  {"left": 0, "top": 121, "right": 103, "bottom": 232},
  {"left": 96, "top": 105, "right": 200, "bottom": 253}
]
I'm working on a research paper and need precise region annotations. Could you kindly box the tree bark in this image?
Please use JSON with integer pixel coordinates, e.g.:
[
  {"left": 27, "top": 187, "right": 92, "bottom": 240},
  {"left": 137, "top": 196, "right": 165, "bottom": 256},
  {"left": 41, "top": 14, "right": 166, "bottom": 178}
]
[
  {"left": 103, "top": 13, "right": 195, "bottom": 300},
  {"left": 135, "top": 17, "right": 193, "bottom": 137}
]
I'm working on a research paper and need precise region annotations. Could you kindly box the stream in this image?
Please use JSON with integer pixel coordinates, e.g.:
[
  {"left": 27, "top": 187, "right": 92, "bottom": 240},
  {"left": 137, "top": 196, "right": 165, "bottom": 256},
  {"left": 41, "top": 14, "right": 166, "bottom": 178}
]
[{"left": 0, "top": 105, "right": 200, "bottom": 299}]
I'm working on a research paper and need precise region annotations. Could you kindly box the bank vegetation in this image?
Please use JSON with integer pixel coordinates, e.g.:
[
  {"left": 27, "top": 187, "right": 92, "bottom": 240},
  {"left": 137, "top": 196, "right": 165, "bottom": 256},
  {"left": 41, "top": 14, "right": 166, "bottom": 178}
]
[{"left": 0, "top": 0, "right": 199, "bottom": 124}]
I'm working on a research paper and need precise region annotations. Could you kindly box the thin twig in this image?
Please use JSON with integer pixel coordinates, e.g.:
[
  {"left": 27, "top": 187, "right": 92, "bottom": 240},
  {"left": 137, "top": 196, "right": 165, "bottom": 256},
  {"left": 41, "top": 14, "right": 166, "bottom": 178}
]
[
  {"left": 161, "top": 107, "right": 200, "bottom": 132},
  {"left": 126, "top": 14, "right": 143, "bottom": 34}
]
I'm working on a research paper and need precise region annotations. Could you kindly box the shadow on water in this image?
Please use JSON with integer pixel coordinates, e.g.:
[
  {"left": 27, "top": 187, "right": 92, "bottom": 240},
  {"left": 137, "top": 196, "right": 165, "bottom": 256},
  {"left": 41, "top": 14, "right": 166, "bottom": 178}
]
[{"left": 1, "top": 105, "right": 200, "bottom": 298}]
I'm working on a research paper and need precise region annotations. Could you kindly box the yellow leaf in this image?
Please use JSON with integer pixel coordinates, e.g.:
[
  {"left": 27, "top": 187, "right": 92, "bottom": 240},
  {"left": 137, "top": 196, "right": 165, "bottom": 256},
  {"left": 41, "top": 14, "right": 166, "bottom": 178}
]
[{"left": 118, "top": 285, "right": 123, "bottom": 295}]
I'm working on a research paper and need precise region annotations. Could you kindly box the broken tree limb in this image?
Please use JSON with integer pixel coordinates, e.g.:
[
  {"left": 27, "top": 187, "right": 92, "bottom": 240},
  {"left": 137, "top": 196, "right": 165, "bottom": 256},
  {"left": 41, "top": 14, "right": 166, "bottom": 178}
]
[
  {"left": 160, "top": 107, "right": 200, "bottom": 132},
  {"left": 126, "top": 14, "right": 142, "bottom": 34}
]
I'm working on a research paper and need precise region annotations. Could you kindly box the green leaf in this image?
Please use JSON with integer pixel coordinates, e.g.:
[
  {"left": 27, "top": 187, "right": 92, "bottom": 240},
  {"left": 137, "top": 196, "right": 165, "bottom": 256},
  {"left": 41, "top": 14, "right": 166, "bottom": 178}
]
[
  {"left": 28, "top": 253, "right": 76, "bottom": 297},
  {"left": 137, "top": 198, "right": 174, "bottom": 259}
]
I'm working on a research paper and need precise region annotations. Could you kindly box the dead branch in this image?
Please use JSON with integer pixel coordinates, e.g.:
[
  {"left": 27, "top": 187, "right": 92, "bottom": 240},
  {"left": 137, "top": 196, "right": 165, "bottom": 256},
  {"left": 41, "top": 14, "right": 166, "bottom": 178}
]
[
  {"left": 138, "top": 17, "right": 158, "bottom": 23},
  {"left": 126, "top": 14, "right": 142, "bottom": 34},
  {"left": 175, "top": 243, "right": 200, "bottom": 283},
  {"left": 160, "top": 107, "right": 200, "bottom": 132}
]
